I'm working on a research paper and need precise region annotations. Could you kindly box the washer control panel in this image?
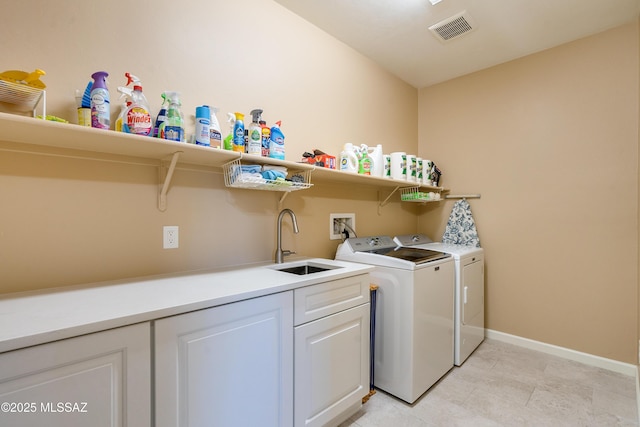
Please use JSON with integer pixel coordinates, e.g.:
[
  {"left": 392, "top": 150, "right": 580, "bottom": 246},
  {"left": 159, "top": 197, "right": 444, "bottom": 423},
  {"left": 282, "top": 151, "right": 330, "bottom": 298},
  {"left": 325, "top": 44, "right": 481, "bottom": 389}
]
[{"left": 347, "top": 236, "right": 396, "bottom": 252}]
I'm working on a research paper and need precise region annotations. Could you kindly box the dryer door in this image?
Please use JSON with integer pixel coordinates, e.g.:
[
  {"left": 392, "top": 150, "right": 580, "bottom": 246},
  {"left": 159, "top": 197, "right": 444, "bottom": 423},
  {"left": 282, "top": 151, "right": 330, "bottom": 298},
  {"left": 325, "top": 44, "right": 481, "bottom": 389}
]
[
  {"left": 462, "top": 259, "right": 484, "bottom": 326},
  {"left": 459, "top": 258, "right": 485, "bottom": 365}
]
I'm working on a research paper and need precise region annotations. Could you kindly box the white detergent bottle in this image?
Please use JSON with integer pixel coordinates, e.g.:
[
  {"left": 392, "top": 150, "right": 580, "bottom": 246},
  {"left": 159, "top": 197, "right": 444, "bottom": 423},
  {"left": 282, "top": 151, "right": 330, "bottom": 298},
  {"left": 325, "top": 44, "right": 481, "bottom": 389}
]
[
  {"left": 340, "top": 143, "right": 358, "bottom": 173},
  {"left": 369, "top": 144, "right": 384, "bottom": 177}
]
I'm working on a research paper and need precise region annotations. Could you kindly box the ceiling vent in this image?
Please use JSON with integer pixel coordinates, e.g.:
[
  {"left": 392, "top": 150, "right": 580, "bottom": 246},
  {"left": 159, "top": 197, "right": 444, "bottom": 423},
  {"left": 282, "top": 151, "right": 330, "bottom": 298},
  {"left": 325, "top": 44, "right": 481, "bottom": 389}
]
[{"left": 429, "top": 11, "right": 476, "bottom": 42}]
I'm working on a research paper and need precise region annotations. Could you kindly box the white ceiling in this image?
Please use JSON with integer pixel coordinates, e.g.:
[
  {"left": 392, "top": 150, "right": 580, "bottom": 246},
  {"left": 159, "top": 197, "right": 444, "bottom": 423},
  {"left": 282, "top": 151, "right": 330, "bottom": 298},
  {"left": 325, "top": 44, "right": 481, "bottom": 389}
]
[{"left": 273, "top": 0, "right": 640, "bottom": 88}]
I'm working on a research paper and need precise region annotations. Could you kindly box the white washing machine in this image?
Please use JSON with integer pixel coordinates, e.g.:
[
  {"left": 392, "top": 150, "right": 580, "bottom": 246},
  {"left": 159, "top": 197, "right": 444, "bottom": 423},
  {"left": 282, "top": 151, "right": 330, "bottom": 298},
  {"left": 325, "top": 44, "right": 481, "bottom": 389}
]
[
  {"left": 335, "top": 236, "right": 455, "bottom": 404},
  {"left": 394, "top": 234, "right": 485, "bottom": 366}
]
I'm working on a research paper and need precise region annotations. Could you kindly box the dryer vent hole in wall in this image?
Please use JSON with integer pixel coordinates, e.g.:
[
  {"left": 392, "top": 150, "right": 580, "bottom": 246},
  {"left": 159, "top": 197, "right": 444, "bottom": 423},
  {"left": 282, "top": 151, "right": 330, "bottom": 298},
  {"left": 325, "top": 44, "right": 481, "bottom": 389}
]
[
  {"left": 330, "top": 213, "right": 355, "bottom": 240},
  {"left": 163, "top": 226, "right": 179, "bottom": 249}
]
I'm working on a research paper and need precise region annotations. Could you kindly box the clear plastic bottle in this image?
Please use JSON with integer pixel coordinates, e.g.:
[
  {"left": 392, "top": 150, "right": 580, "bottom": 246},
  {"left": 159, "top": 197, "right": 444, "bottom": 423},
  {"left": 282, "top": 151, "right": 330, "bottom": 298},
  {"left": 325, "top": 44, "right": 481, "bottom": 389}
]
[
  {"left": 114, "top": 86, "right": 133, "bottom": 132},
  {"left": 223, "top": 113, "right": 235, "bottom": 150},
  {"left": 159, "top": 92, "right": 184, "bottom": 142},
  {"left": 121, "top": 73, "right": 153, "bottom": 136}
]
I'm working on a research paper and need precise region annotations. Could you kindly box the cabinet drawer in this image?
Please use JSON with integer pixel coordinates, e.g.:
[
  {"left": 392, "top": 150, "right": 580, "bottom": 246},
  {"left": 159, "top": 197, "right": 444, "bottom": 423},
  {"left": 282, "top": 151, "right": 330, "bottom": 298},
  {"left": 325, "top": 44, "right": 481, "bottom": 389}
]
[{"left": 294, "top": 274, "right": 369, "bottom": 325}]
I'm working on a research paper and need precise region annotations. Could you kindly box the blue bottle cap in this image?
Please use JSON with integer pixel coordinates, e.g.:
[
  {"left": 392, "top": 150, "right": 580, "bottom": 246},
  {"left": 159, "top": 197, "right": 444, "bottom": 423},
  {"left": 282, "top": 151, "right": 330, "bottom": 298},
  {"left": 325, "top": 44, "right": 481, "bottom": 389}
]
[{"left": 196, "top": 105, "right": 210, "bottom": 119}]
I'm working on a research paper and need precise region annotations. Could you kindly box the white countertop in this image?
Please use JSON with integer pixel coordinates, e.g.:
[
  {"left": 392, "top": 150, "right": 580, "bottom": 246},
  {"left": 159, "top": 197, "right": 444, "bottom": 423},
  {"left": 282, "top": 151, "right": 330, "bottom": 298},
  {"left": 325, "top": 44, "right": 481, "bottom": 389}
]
[{"left": 0, "top": 258, "right": 373, "bottom": 353}]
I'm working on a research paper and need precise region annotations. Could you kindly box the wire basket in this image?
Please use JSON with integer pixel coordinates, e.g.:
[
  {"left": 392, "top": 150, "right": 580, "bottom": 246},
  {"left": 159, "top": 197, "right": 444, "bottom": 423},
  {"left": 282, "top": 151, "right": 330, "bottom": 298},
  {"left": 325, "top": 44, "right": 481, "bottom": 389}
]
[
  {"left": 400, "top": 186, "right": 440, "bottom": 202},
  {"left": 222, "top": 158, "right": 313, "bottom": 192}
]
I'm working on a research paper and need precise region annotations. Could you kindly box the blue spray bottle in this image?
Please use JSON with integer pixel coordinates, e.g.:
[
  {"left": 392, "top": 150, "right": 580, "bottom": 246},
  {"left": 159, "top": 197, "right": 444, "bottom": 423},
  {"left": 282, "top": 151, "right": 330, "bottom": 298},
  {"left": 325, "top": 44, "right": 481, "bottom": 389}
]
[
  {"left": 153, "top": 92, "right": 168, "bottom": 138},
  {"left": 269, "top": 121, "right": 285, "bottom": 160}
]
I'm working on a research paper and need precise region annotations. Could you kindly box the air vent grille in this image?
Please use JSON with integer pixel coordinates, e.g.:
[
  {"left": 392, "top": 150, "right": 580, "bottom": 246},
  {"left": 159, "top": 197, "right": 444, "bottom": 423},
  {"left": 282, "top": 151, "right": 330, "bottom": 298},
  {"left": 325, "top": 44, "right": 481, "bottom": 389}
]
[{"left": 429, "top": 11, "right": 475, "bottom": 42}]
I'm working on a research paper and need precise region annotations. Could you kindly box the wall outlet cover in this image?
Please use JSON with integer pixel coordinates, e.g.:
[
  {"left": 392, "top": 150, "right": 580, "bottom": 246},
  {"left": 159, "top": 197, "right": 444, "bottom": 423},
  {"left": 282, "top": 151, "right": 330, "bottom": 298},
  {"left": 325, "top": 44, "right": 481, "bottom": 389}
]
[{"left": 163, "top": 226, "right": 179, "bottom": 249}]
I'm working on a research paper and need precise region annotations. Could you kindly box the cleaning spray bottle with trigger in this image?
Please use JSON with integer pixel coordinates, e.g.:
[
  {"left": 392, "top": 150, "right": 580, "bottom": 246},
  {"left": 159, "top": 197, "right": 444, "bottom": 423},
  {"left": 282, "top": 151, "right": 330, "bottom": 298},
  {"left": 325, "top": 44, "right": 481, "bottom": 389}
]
[
  {"left": 269, "top": 121, "right": 285, "bottom": 160},
  {"left": 223, "top": 113, "right": 235, "bottom": 150},
  {"left": 153, "top": 92, "right": 168, "bottom": 138},
  {"left": 114, "top": 86, "right": 133, "bottom": 132},
  {"left": 209, "top": 106, "right": 222, "bottom": 148},
  {"left": 260, "top": 119, "right": 270, "bottom": 157},
  {"left": 121, "top": 73, "right": 152, "bottom": 136},
  {"left": 90, "top": 71, "right": 110, "bottom": 130},
  {"left": 248, "top": 109, "right": 263, "bottom": 156},
  {"left": 159, "top": 92, "right": 184, "bottom": 142}
]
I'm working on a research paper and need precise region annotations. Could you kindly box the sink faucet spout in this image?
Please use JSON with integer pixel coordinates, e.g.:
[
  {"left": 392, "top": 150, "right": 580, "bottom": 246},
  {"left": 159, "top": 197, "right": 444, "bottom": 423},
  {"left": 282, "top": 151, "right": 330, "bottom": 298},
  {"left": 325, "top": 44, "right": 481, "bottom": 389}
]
[{"left": 276, "top": 209, "right": 299, "bottom": 263}]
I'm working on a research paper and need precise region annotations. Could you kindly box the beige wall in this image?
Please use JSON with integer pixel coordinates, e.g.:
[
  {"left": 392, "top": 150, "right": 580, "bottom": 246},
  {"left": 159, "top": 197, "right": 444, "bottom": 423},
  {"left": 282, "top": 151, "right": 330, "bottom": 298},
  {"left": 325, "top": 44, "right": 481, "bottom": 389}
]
[
  {"left": 418, "top": 23, "right": 639, "bottom": 363},
  {"left": 0, "top": 0, "right": 419, "bottom": 292}
]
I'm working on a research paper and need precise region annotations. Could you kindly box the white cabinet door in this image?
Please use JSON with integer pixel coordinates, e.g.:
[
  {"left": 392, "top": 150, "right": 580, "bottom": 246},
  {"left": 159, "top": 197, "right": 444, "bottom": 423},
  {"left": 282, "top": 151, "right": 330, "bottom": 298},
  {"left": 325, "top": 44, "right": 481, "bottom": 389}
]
[
  {"left": 155, "top": 291, "right": 294, "bottom": 427},
  {"left": 0, "top": 322, "right": 151, "bottom": 427},
  {"left": 294, "top": 303, "right": 370, "bottom": 427}
]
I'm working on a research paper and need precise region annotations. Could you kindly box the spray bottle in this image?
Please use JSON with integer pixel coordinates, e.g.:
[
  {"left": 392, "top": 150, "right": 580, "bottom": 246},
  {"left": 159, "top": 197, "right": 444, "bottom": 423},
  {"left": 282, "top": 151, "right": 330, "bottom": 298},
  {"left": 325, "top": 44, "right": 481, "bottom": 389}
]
[
  {"left": 114, "top": 86, "right": 133, "bottom": 132},
  {"left": 248, "top": 109, "right": 263, "bottom": 156},
  {"left": 90, "top": 71, "right": 110, "bottom": 130},
  {"left": 121, "top": 73, "right": 153, "bottom": 136},
  {"left": 269, "top": 121, "right": 285, "bottom": 160},
  {"left": 159, "top": 92, "right": 184, "bottom": 142},
  {"left": 153, "top": 92, "right": 168, "bottom": 138},
  {"left": 260, "top": 119, "right": 270, "bottom": 157},
  {"left": 209, "top": 106, "right": 222, "bottom": 148},
  {"left": 223, "top": 113, "right": 235, "bottom": 150},
  {"left": 232, "top": 112, "right": 245, "bottom": 153}
]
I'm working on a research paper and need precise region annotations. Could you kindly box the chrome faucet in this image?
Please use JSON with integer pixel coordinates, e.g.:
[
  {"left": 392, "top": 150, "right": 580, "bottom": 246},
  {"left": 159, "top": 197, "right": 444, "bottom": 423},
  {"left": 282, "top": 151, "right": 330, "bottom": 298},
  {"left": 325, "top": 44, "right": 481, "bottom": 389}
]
[{"left": 275, "top": 208, "right": 299, "bottom": 263}]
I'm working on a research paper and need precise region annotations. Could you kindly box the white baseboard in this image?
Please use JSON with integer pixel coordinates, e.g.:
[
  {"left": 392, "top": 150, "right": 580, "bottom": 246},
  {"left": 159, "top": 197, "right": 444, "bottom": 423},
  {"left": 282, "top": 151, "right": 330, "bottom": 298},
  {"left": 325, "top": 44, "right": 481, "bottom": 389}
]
[{"left": 485, "top": 329, "right": 636, "bottom": 377}]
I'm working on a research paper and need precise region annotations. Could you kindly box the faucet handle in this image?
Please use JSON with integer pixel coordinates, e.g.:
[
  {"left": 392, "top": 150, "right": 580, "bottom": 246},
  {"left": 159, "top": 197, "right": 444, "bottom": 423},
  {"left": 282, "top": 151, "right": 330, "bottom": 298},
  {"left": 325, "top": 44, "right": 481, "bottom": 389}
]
[{"left": 283, "top": 250, "right": 296, "bottom": 257}]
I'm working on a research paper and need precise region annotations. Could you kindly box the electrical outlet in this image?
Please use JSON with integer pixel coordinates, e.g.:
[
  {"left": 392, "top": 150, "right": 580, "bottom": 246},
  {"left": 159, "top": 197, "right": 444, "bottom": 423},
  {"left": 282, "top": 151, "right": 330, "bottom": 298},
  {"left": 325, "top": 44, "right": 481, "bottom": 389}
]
[
  {"left": 163, "top": 226, "right": 179, "bottom": 249},
  {"left": 329, "top": 213, "right": 355, "bottom": 240}
]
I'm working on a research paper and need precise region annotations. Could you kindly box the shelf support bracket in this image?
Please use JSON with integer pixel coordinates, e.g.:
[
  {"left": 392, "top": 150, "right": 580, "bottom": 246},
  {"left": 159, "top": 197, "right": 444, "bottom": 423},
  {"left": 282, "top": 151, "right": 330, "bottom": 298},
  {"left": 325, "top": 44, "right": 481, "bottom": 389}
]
[
  {"left": 158, "top": 151, "right": 182, "bottom": 212},
  {"left": 379, "top": 186, "right": 401, "bottom": 208},
  {"left": 278, "top": 192, "right": 290, "bottom": 206}
]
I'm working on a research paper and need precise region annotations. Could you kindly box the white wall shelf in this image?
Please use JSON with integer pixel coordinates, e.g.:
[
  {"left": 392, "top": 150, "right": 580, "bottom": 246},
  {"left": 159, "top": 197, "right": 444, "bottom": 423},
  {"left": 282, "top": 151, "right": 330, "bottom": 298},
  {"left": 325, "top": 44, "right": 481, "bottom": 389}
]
[{"left": 0, "top": 112, "right": 447, "bottom": 209}]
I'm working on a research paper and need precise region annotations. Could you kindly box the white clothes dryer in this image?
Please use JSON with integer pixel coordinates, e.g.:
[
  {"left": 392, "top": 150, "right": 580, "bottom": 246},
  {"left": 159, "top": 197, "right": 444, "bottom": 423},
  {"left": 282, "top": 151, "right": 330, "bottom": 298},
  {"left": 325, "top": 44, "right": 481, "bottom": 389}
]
[
  {"left": 335, "top": 236, "right": 455, "bottom": 404},
  {"left": 395, "top": 234, "right": 485, "bottom": 366}
]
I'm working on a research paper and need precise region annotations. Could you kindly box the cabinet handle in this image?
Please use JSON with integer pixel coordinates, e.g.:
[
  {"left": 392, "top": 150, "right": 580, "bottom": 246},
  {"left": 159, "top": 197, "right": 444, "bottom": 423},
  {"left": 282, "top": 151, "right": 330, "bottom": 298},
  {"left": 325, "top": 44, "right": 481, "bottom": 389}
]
[{"left": 435, "top": 266, "right": 440, "bottom": 271}]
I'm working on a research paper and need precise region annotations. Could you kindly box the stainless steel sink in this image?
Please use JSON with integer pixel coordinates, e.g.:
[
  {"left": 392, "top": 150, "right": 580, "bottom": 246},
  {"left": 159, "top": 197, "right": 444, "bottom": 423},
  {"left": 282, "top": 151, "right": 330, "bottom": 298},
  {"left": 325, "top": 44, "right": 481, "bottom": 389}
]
[
  {"left": 277, "top": 265, "right": 331, "bottom": 275},
  {"left": 273, "top": 262, "right": 342, "bottom": 275}
]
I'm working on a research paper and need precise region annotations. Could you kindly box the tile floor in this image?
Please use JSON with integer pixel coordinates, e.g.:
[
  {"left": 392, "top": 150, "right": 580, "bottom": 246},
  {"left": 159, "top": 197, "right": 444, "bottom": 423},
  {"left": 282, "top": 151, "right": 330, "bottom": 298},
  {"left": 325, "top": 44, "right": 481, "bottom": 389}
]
[{"left": 340, "top": 339, "right": 638, "bottom": 427}]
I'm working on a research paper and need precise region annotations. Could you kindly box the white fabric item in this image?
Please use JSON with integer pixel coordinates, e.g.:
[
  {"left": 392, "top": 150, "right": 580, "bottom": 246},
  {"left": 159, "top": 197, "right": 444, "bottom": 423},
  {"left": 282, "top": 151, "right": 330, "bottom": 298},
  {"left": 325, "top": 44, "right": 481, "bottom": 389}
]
[{"left": 442, "top": 199, "right": 481, "bottom": 247}]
